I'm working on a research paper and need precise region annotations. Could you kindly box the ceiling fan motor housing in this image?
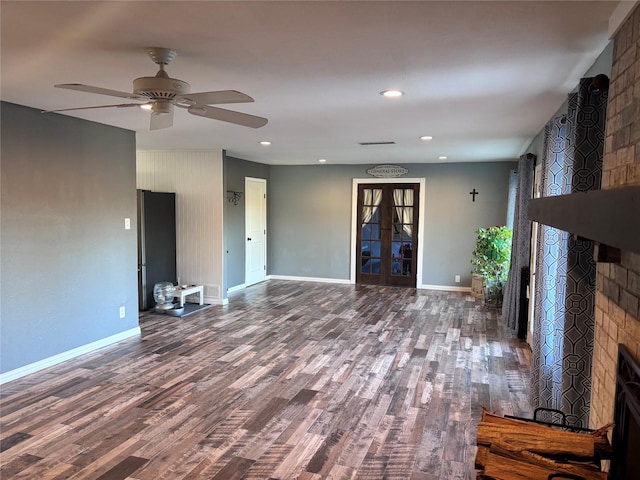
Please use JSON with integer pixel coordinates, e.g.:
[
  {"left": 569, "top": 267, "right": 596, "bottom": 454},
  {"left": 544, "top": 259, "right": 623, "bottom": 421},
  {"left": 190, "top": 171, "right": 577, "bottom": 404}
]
[{"left": 133, "top": 76, "right": 190, "bottom": 101}]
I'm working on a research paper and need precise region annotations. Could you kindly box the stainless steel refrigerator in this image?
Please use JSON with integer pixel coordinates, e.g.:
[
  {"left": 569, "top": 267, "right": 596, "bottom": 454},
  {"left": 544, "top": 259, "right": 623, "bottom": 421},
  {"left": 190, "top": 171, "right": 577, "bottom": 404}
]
[{"left": 137, "top": 190, "right": 177, "bottom": 310}]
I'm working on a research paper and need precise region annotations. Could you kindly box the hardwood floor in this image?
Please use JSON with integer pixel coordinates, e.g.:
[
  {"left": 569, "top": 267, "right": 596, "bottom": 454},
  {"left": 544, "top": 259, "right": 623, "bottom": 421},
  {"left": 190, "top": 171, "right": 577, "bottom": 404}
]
[{"left": 0, "top": 281, "right": 532, "bottom": 479}]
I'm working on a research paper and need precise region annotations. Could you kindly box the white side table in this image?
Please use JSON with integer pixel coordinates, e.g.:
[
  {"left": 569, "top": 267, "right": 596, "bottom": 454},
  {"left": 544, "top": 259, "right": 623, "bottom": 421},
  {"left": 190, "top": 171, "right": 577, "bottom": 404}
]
[{"left": 173, "top": 285, "right": 204, "bottom": 307}]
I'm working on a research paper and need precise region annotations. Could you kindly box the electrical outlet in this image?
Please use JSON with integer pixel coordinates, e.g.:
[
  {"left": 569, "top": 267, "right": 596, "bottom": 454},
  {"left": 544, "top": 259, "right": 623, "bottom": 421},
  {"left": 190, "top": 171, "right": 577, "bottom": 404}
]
[
  {"left": 119, "top": 306, "right": 126, "bottom": 318},
  {"left": 124, "top": 218, "right": 131, "bottom": 230},
  {"left": 455, "top": 275, "right": 461, "bottom": 283}
]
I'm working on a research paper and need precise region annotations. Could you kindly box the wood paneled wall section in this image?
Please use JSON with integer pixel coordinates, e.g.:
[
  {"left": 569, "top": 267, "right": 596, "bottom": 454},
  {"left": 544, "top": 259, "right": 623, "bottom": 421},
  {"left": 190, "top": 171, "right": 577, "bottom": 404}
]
[
  {"left": 591, "top": 4, "right": 640, "bottom": 429},
  {"left": 137, "top": 150, "right": 224, "bottom": 303}
]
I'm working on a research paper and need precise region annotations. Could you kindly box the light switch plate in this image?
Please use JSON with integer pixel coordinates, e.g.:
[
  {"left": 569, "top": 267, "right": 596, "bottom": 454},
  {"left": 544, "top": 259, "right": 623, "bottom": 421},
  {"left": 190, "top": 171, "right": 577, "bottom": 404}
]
[{"left": 124, "top": 218, "right": 131, "bottom": 230}]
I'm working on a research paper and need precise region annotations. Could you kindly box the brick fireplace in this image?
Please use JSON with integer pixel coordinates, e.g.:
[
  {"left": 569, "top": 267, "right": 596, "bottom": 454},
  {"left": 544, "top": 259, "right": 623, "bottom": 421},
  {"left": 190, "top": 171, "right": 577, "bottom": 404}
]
[{"left": 590, "top": 4, "right": 640, "bottom": 430}]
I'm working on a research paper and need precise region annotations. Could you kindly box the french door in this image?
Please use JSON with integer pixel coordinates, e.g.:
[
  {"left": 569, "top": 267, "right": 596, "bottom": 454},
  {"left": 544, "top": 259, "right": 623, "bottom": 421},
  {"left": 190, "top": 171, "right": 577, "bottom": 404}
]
[{"left": 356, "top": 183, "right": 419, "bottom": 287}]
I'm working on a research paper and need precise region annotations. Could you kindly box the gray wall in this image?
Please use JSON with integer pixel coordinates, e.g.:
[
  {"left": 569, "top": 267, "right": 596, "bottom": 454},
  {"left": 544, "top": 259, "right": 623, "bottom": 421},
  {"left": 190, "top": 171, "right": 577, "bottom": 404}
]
[
  {"left": 420, "top": 162, "right": 515, "bottom": 286},
  {"left": 269, "top": 165, "right": 355, "bottom": 280},
  {"left": 1, "top": 102, "right": 139, "bottom": 374},
  {"left": 223, "top": 153, "right": 270, "bottom": 291},
  {"left": 268, "top": 161, "right": 516, "bottom": 286}
]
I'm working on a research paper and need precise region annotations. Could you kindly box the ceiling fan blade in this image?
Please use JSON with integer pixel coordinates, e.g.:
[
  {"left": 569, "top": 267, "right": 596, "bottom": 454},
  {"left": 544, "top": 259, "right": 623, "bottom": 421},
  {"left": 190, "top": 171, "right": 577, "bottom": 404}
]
[
  {"left": 187, "top": 105, "right": 268, "bottom": 128},
  {"left": 55, "top": 83, "right": 144, "bottom": 100},
  {"left": 150, "top": 110, "right": 174, "bottom": 130},
  {"left": 176, "top": 90, "right": 254, "bottom": 106},
  {"left": 42, "top": 103, "right": 145, "bottom": 113}
]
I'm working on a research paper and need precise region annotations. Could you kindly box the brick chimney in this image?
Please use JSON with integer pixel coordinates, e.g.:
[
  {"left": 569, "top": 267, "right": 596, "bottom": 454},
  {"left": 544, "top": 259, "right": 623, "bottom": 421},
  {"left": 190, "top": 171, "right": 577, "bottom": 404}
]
[{"left": 591, "top": 3, "right": 640, "bottom": 429}]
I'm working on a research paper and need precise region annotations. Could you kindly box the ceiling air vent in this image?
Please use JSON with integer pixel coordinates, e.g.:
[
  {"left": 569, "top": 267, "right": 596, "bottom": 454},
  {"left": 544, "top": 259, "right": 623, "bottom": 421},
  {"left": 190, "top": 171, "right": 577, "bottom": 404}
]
[{"left": 358, "top": 141, "right": 396, "bottom": 146}]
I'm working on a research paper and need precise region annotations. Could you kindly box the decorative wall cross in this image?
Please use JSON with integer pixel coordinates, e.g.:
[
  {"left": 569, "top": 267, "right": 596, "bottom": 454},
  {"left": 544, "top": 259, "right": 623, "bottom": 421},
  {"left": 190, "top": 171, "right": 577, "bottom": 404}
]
[{"left": 469, "top": 188, "right": 479, "bottom": 202}]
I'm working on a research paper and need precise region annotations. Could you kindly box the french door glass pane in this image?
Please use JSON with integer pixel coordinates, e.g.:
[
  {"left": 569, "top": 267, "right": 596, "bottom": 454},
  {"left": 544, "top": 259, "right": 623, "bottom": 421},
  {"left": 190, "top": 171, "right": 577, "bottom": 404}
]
[
  {"left": 391, "top": 188, "right": 414, "bottom": 277},
  {"left": 361, "top": 188, "right": 382, "bottom": 274}
]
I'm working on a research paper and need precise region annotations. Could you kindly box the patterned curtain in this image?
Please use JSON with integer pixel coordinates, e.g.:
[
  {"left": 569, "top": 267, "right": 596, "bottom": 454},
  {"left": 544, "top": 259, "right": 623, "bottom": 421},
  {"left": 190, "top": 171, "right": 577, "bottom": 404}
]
[
  {"left": 531, "top": 77, "right": 607, "bottom": 426},
  {"left": 502, "top": 154, "right": 535, "bottom": 333},
  {"left": 560, "top": 78, "right": 607, "bottom": 428},
  {"left": 531, "top": 116, "right": 570, "bottom": 412}
]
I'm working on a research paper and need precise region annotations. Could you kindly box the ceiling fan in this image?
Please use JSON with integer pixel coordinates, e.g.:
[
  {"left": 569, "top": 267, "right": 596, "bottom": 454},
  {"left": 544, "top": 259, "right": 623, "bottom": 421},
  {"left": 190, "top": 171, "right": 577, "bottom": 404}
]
[{"left": 43, "top": 47, "right": 268, "bottom": 130}]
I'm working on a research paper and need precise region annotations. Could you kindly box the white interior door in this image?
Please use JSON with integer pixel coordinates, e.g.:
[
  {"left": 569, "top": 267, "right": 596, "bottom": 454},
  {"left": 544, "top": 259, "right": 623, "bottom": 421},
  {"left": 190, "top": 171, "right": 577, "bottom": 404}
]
[{"left": 245, "top": 177, "right": 267, "bottom": 286}]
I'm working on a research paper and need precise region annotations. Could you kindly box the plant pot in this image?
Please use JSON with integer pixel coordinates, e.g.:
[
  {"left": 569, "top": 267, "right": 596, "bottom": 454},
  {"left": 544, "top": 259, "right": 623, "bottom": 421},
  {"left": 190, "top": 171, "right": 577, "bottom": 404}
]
[
  {"left": 484, "top": 278, "right": 504, "bottom": 307},
  {"left": 471, "top": 274, "right": 485, "bottom": 299}
]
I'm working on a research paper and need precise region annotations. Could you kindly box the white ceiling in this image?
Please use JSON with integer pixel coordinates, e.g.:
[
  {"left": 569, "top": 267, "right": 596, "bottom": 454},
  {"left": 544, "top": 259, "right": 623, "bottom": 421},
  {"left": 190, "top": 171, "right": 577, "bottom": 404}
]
[{"left": 1, "top": 1, "right": 622, "bottom": 165}]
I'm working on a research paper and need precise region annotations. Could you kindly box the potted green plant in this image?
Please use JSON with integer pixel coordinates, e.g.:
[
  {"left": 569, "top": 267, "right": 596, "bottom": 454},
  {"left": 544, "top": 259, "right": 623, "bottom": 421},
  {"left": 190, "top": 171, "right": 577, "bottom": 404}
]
[{"left": 470, "top": 226, "right": 512, "bottom": 306}]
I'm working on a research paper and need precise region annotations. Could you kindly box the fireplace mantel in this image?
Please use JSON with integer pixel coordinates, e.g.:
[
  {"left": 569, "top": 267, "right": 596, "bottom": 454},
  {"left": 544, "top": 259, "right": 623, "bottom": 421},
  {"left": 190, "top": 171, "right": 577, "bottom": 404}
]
[{"left": 527, "top": 185, "right": 640, "bottom": 255}]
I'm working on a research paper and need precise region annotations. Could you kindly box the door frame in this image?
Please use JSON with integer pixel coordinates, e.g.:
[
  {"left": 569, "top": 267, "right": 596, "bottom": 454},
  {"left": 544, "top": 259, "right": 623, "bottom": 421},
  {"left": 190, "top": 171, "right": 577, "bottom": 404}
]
[
  {"left": 528, "top": 161, "right": 543, "bottom": 344},
  {"left": 350, "top": 177, "right": 426, "bottom": 286}
]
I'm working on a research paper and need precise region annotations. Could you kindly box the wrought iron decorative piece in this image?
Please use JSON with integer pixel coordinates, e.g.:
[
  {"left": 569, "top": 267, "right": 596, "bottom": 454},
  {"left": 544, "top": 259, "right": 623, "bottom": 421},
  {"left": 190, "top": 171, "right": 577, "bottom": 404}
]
[{"left": 226, "top": 190, "right": 242, "bottom": 205}]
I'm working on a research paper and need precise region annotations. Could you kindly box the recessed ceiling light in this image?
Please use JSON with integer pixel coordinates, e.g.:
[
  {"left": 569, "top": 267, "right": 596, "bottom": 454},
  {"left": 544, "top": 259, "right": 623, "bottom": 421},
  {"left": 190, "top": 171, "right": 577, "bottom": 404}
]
[
  {"left": 380, "top": 89, "right": 404, "bottom": 98},
  {"left": 438, "top": 156, "right": 448, "bottom": 160},
  {"left": 318, "top": 158, "right": 327, "bottom": 163},
  {"left": 260, "top": 141, "right": 271, "bottom": 146},
  {"left": 140, "top": 104, "right": 152, "bottom": 111},
  {"left": 420, "top": 136, "right": 433, "bottom": 141}
]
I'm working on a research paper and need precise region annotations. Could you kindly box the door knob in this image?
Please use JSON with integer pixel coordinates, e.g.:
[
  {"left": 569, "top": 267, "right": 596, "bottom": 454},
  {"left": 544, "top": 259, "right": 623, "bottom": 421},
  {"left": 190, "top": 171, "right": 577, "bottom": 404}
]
[{"left": 247, "top": 237, "right": 252, "bottom": 241}]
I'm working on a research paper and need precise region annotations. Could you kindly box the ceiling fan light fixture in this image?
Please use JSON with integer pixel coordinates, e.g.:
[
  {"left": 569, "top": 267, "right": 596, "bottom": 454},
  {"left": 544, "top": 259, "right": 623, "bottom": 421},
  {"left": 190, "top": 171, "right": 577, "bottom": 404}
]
[
  {"left": 381, "top": 89, "right": 403, "bottom": 98},
  {"left": 140, "top": 104, "right": 153, "bottom": 110},
  {"left": 438, "top": 156, "right": 448, "bottom": 160},
  {"left": 318, "top": 158, "right": 327, "bottom": 163},
  {"left": 420, "top": 135, "right": 433, "bottom": 141},
  {"left": 260, "top": 141, "right": 271, "bottom": 146},
  {"left": 152, "top": 100, "right": 173, "bottom": 114}
]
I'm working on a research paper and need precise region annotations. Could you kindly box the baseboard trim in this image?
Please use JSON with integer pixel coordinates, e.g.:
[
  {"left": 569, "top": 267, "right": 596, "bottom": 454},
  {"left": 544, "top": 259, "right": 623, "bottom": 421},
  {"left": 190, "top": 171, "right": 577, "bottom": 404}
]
[
  {"left": 229, "top": 276, "right": 472, "bottom": 292},
  {"left": 204, "top": 295, "right": 227, "bottom": 306},
  {"left": 419, "top": 284, "right": 472, "bottom": 293},
  {"left": 266, "top": 276, "right": 472, "bottom": 292},
  {"left": 227, "top": 283, "right": 246, "bottom": 294},
  {"left": 0, "top": 326, "right": 141, "bottom": 385},
  {"left": 267, "top": 275, "right": 352, "bottom": 285}
]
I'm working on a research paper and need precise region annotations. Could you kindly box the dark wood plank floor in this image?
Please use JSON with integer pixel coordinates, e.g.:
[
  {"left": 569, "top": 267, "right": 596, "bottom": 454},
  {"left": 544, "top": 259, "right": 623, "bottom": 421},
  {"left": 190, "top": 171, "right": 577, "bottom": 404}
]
[{"left": 0, "top": 281, "right": 532, "bottom": 479}]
